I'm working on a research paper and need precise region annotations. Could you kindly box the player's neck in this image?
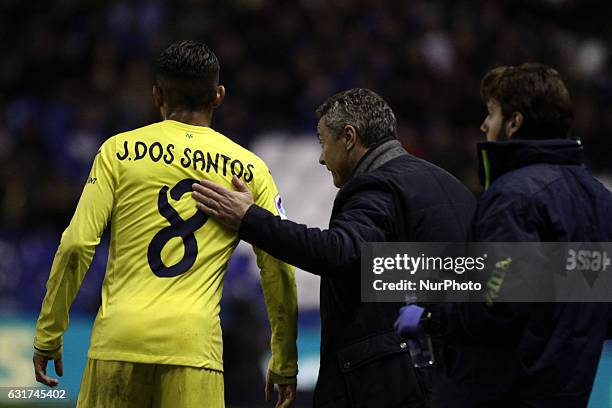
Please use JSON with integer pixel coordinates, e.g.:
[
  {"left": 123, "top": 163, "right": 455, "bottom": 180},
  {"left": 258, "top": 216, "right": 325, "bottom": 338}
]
[{"left": 164, "top": 110, "right": 213, "bottom": 128}]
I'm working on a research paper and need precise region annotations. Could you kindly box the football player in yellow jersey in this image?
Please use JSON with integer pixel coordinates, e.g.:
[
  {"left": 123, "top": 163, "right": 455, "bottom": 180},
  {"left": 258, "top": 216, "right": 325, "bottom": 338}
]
[{"left": 32, "top": 40, "right": 298, "bottom": 408}]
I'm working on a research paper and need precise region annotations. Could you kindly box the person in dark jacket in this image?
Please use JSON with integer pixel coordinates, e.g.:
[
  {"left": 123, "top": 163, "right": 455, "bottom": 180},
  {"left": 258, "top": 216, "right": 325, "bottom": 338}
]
[
  {"left": 396, "top": 63, "right": 612, "bottom": 408},
  {"left": 192, "top": 88, "right": 476, "bottom": 407}
]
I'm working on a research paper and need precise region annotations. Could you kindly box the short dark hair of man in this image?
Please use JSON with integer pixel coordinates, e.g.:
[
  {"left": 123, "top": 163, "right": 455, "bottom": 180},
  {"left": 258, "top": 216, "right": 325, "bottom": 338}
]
[
  {"left": 315, "top": 88, "right": 398, "bottom": 147},
  {"left": 155, "top": 40, "right": 220, "bottom": 110},
  {"left": 480, "top": 62, "right": 574, "bottom": 139}
]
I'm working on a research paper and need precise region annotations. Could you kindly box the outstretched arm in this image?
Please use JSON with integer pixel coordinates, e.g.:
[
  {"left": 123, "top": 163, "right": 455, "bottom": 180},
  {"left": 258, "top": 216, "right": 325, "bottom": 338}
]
[{"left": 193, "top": 176, "right": 394, "bottom": 277}]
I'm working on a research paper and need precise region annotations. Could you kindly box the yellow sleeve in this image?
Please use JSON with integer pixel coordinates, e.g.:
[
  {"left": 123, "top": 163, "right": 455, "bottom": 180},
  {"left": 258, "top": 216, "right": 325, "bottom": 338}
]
[
  {"left": 34, "top": 137, "right": 117, "bottom": 355},
  {"left": 251, "top": 163, "right": 298, "bottom": 382}
]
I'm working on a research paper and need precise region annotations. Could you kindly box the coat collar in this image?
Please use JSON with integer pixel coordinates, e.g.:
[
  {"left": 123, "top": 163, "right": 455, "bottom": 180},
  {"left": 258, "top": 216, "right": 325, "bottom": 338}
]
[
  {"left": 352, "top": 138, "right": 406, "bottom": 178},
  {"left": 477, "top": 138, "right": 584, "bottom": 189},
  {"left": 332, "top": 138, "right": 406, "bottom": 216}
]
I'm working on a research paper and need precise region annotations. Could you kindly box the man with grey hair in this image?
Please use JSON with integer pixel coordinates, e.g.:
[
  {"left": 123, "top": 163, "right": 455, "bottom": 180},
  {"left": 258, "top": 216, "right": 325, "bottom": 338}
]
[{"left": 192, "top": 88, "right": 476, "bottom": 407}]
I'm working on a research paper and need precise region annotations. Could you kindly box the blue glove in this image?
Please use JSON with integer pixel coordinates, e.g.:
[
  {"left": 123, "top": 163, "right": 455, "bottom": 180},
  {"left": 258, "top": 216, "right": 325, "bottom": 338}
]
[{"left": 394, "top": 304, "right": 425, "bottom": 339}]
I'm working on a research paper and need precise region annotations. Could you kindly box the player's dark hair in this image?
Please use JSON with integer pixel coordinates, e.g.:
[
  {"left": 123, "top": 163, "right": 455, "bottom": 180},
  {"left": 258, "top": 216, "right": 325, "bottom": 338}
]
[
  {"left": 480, "top": 62, "right": 573, "bottom": 139},
  {"left": 316, "top": 88, "right": 398, "bottom": 147},
  {"left": 155, "top": 40, "right": 220, "bottom": 110}
]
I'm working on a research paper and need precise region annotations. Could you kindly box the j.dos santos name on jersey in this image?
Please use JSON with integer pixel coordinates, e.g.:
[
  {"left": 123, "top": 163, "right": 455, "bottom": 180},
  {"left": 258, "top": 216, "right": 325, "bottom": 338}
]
[{"left": 116, "top": 140, "right": 256, "bottom": 182}]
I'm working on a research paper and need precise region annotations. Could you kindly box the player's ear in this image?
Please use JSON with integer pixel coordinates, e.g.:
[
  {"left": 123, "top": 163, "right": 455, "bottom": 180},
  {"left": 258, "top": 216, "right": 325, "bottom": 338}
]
[
  {"left": 342, "top": 125, "right": 358, "bottom": 151},
  {"left": 212, "top": 85, "right": 225, "bottom": 108},
  {"left": 153, "top": 85, "right": 163, "bottom": 109},
  {"left": 506, "top": 111, "right": 523, "bottom": 139}
]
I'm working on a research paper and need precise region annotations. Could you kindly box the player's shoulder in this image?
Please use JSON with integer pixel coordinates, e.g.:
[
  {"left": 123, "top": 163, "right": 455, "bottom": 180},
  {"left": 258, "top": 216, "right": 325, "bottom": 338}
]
[
  {"left": 99, "top": 122, "right": 161, "bottom": 146},
  {"left": 112, "top": 122, "right": 165, "bottom": 141},
  {"left": 211, "top": 129, "right": 258, "bottom": 159},
  {"left": 94, "top": 123, "right": 161, "bottom": 155},
  {"left": 212, "top": 129, "right": 271, "bottom": 174}
]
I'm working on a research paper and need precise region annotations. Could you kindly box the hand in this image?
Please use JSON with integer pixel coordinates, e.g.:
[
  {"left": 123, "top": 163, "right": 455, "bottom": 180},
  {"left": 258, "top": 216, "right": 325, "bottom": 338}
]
[
  {"left": 265, "top": 381, "right": 296, "bottom": 408},
  {"left": 33, "top": 352, "right": 63, "bottom": 387},
  {"left": 394, "top": 304, "right": 425, "bottom": 339},
  {"left": 192, "top": 176, "right": 254, "bottom": 231}
]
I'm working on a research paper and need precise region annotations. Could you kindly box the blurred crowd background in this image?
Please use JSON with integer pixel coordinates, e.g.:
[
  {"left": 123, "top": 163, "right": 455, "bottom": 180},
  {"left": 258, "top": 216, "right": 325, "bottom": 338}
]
[
  {"left": 1, "top": 0, "right": 612, "bottom": 406},
  {"left": 2, "top": 0, "right": 612, "bottom": 232}
]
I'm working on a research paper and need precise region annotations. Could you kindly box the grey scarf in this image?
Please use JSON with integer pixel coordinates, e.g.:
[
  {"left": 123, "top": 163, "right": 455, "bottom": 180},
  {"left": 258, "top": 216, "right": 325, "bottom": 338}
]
[{"left": 352, "top": 139, "right": 407, "bottom": 178}]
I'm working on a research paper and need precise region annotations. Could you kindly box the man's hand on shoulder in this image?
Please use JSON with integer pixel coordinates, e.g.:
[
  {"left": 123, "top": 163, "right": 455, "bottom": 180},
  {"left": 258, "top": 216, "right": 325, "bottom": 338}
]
[{"left": 192, "top": 176, "right": 254, "bottom": 230}]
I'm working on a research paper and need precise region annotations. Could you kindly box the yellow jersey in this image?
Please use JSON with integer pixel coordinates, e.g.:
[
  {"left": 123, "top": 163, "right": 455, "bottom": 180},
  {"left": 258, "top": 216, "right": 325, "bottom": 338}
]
[{"left": 34, "top": 120, "right": 298, "bottom": 379}]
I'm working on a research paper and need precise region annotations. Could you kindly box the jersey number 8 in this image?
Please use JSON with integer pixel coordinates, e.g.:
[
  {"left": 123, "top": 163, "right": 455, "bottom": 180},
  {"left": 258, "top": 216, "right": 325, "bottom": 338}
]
[{"left": 147, "top": 178, "right": 209, "bottom": 277}]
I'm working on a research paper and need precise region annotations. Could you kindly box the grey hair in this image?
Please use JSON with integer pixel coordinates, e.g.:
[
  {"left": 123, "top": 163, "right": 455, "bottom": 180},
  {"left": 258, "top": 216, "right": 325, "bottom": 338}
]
[{"left": 315, "top": 88, "right": 397, "bottom": 147}]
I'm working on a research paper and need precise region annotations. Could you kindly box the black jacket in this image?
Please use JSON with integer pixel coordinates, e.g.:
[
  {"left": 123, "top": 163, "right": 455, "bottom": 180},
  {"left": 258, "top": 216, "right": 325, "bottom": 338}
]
[
  {"left": 239, "top": 140, "right": 476, "bottom": 407},
  {"left": 435, "top": 139, "right": 612, "bottom": 408}
]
